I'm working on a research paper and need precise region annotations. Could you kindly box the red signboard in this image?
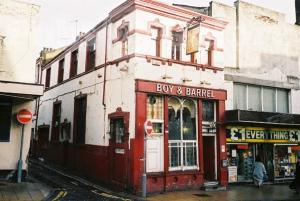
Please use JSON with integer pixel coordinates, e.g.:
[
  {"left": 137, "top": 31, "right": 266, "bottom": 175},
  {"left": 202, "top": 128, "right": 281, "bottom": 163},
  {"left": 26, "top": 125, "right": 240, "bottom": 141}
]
[
  {"left": 17, "top": 109, "right": 32, "bottom": 124},
  {"left": 144, "top": 120, "right": 153, "bottom": 136}
]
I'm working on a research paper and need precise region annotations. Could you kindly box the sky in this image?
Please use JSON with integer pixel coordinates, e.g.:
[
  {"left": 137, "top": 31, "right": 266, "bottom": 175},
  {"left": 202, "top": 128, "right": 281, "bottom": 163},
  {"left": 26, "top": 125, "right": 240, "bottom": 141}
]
[{"left": 22, "top": 0, "right": 296, "bottom": 50}]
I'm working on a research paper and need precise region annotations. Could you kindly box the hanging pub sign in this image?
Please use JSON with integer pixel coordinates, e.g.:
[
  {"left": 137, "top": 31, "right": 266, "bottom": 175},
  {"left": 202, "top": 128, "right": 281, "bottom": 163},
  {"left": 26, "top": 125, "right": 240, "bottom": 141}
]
[
  {"left": 186, "top": 25, "right": 199, "bottom": 54},
  {"left": 226, "top": 126, "right": 300, "bottom": 143}
]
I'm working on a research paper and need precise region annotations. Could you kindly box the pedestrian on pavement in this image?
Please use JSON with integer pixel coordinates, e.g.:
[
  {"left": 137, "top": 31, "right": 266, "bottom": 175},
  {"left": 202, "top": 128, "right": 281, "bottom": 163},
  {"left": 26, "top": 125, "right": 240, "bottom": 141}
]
[
  {"left": 253, "top": 156, "right": 267, "bottom": 188},
  {"left": 294, "top": 157, "right": 300, "bottom": 194}
]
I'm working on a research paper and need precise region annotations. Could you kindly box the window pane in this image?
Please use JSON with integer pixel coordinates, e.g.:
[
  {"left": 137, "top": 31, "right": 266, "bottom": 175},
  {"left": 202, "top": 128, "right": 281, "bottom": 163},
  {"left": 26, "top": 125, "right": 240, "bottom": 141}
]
[
  {"left": 234, "top": 84, "right": 247, "bottom": 110},
  {"left": 147, "top": 95, "right": 163, "bottom": 120},
  {"left": 182, "top": 99, "right": 196, "bottom": 140},
  {"left": 263, "top": 87, "right": 276, "bottom": 112},
  {"left": 183, "top": 142, "right": 197, "bottom": 166},
  {"left": 169, "top": 142, "right": 181, "bottom": 168},
  {"left": 168, "top": 97, "right": 181, "bottom": 140},
  {"left": 277, "top": 89, "right": 289, "bottom": 113},
  {"left": 248, "top": 85, "right": 261, "bottom": 111},
  {"left": 202, "top": 101, "right": 214, "bottom": 121},
  {"left": 0, "top": 100, "right": 12, "bottom": 141}
]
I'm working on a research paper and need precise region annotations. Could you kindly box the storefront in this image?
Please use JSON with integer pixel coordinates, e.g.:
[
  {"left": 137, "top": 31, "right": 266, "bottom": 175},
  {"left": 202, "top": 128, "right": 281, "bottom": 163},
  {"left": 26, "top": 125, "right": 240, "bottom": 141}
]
[
  {"left": 225, "top": 125, "right": 300, "bottom": 183},
  {"left": 134, "top": 80, "right": 228, "bottom": 192}
]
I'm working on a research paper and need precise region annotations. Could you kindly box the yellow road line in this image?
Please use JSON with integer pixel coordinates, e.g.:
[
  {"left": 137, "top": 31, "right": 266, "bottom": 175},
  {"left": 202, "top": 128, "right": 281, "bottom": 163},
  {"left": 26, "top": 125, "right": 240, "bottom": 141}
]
[{"left": 91, "top": 190, "right": 131, "bottom": 201}]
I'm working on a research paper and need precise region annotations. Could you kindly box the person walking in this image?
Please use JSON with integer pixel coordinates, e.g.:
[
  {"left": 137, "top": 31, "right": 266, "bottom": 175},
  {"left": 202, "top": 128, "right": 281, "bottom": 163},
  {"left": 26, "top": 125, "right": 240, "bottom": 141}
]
[
  {"left": 253, "top": 156, "right": 267, "bottom": 188},
  {"left": 294, "top": 158, "right": 300, "bottom": 194}
]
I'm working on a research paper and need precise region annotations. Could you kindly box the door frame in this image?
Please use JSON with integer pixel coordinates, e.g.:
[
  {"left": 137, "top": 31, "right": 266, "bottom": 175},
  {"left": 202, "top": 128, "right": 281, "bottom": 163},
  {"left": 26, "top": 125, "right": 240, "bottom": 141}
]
[
  {"left": 202, "top": 134, "right": 217, "bottom": 180},
  {"left": 108, "top": 107, "right": 130, "bottom": 188}
]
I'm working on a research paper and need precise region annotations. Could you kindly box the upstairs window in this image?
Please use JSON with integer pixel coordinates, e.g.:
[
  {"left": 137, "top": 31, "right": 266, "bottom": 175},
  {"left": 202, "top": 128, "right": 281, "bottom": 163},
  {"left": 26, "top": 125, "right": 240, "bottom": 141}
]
[
  {"left": 45, "top": 68, "right": 51, "bottom": 88},
  {"left": 0, "top": 99, "right": 12, "bottom": 142},
  {"left": 57, "top": 58, "right": 64, "bottom": 84},
  {"left": 233, "top": 83, "right": 289, "bottom": 113},
  {"left": 86, "top": 37, "right": 96, "bottom": 71},
  {"left": 151, "top": 27, "right": 161, "bottom": 57},
  {"left": 70, "top": 49, "right": 78, "bottom": 78},
  {"left": 171, "top": 31, "right": 183, "bottom": 60},
  {"left": 207, "top": 40, "right": 214, "bottom": 66},
  {"left": 120, "top": 27, "right": 128, "bottom": 56}
]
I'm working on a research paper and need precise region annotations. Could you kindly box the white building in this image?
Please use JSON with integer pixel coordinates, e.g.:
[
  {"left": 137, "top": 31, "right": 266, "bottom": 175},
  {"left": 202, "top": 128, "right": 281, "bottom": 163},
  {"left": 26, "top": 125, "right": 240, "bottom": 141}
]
[
  {"left": 178, "top": 0, "right": 300, "bottom": 183},
  {"left": 35, "top": 0, "right": 229, "bottom": 193},
  {"left": 0, "top": 0, "right": 43, "bottom": 180}
]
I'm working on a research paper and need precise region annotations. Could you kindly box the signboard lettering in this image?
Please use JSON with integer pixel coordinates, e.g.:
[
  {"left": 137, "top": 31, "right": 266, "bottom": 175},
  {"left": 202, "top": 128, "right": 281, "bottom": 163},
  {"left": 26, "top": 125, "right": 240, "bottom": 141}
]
[
  {"left": 226, "top": 126, "right": 300, "bottom": 143},
  {"left": 156, "top": 83, "right": 214, "bottom": 99}
]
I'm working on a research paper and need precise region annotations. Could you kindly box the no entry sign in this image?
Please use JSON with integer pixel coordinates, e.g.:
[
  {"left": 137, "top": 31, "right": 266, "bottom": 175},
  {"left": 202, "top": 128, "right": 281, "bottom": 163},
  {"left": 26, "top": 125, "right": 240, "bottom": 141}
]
[
  {"left": 17, "top": 109, "right": 32, "bottom": 124},
  {"left": 144, "top": 120, "right": 153, "bottom": 136}
]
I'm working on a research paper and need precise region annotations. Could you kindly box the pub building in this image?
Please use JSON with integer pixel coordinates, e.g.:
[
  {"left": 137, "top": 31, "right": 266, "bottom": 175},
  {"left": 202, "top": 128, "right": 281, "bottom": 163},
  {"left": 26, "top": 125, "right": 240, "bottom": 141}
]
[
  {"left": 34, "top": 0, "right": 229, "bottom": 194},
  {"left": 225, "top": 110, "right": 300, "bottom": 183}
]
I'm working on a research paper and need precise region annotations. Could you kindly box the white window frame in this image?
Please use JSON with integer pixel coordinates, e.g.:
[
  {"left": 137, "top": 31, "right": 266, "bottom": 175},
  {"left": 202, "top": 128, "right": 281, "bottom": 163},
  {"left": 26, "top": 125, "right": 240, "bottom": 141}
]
[{"left": 168, "top": 97, "right": 199, "bottom": 171}]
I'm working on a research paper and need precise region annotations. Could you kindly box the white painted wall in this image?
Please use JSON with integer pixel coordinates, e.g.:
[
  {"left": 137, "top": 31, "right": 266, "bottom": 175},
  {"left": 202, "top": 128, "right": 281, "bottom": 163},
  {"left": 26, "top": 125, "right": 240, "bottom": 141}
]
[{"left": 0, "top": 0, "right": 40, "bottom": 172}]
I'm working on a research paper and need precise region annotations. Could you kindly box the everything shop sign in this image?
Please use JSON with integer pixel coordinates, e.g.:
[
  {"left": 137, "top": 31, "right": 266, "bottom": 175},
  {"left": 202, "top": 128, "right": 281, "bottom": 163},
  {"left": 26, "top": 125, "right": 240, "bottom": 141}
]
[{"left": 226, "top": 126, "right": 300, "bottom": 143}]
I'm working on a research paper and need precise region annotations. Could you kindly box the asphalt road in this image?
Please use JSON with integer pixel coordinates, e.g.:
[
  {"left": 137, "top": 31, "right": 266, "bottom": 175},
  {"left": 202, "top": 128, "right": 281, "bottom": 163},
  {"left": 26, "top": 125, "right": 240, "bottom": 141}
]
[{"left": 28, "top": 159, "right": 136, "bottom": 201}]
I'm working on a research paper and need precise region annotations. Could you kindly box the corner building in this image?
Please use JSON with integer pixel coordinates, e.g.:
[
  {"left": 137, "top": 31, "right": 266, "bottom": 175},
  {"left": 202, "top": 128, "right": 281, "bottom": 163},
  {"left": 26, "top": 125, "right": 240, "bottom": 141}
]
[{"left": 35, "top": 0, "right": 228, "bottom": 193}]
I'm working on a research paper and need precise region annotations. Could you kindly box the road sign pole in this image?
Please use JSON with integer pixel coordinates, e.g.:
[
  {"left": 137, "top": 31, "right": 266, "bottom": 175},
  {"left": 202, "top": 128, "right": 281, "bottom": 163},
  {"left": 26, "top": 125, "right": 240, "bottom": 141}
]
[
  {"left": 142, "top": 134, "right": 147, "bottom": 198},
  {"left": 17, "top": 124, "right": 25, "bottom": 183}
]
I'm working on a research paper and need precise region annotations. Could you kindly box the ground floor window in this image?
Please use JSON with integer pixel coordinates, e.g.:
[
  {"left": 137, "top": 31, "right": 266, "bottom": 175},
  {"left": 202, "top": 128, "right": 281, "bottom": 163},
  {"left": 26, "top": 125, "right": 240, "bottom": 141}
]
[
  {"left": 0, "top": 99, "right": 12, "bottom": 142},
  {"left": 168, "top": 97, "right": 198, "bottom": 171}
]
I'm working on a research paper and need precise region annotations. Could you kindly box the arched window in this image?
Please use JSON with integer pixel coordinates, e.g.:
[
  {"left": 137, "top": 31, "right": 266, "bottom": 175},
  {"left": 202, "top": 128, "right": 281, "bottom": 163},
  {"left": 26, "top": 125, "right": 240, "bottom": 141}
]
[{"left": 168, "top": 97, "right": 198, "bottom": 170}]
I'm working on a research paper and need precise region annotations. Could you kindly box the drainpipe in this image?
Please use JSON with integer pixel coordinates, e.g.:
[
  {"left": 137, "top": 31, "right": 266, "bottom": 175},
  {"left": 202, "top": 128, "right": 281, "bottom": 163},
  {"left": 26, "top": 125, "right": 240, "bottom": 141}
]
[{"left": 102, "top": 17, "right": 109, "bottom": 139}]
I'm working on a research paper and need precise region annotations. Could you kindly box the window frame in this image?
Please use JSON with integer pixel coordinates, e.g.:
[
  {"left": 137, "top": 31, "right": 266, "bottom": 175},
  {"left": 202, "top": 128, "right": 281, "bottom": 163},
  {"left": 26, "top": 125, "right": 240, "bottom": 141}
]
[
  {"left": 45, "top": 68, "right": 51, "bottom": 88},
  {"left": 171, "top": 31, "right": 183, "bottom": 61},
  {"left": 0, "top": 99, "right": 12, "bottom": 142},
  {"left": 233, "top": 83, "right": 289, "bottom": 113},
  {"left": 70, "top": 49, "right": 78, "bottom": 78},
  {"left": 57, "top": 58, "right": 64, "bottom": 84},
  {"left": 85, "top": 37, "right": 96, "bottom": 72},
  {"left": 168, "top": 97, "right": 199, "bottom": 171}
]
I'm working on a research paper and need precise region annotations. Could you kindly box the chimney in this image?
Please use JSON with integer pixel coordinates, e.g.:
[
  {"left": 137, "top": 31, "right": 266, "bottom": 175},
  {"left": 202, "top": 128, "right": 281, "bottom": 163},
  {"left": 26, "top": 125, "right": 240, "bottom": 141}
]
[
  {"left": 76, "top": 32, "right": 85, "bottom": 40},
  {"left": 296, "top": 0, "right": 300, "bottom": 25}
]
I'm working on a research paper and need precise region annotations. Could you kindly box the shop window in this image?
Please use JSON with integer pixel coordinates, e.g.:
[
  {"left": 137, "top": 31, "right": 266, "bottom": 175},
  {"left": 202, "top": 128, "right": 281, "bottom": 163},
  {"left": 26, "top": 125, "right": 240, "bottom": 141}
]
[
  {"left": 171, "top": 31, "right": 182, "bottom": 60},
  {"left": 0, "top": 99, "right": 12, "bottom": 142},
  {"left": 110, "top": 118, "right": 125, "bottom": 143},
  {"left": 274, "top": 145, "right": 298, "bottom": 179},
  {"left": 70, "top": 49, "right": 78, "bottom": 78},
  {"left": 51, "top": 101, "right": 61, "bottom": 142},
  {"left": 73, "top": 95, "right": 87, "bottom": 144},
  {"left": 147, "top": 95, "right": 163, "bottom": 135},
  {"left": 202, "top": 101, "right": 215, "bottom": 122},
  {"left": 57, "top": 58, "right": 64, "bottom": 84},
  {"left": 119, "top": 27, "right": 128, "bottom": 56},
  {"left": 45, "top": 68, "right": 51, "bottom": 88},
  {"left": 168, "top": 97, "right": 197, "bottom": 170},
  {"left": 151, "top": 27, "right": 161, "bottom": 57},
  {"left": 86, "top": 37, "right": 96, "bottom": 71}
]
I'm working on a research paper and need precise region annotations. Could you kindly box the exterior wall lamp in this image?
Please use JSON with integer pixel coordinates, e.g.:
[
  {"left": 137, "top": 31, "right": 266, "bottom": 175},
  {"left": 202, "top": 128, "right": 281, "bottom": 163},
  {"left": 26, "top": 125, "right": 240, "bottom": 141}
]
[{"left": 162, "top": 74, "right": 173, "bottom": 79}]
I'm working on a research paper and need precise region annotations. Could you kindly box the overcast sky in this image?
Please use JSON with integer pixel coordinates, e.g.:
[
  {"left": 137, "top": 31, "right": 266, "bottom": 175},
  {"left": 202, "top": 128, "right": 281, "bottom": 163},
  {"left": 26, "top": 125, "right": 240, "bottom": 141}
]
[{"left": 23, "top": 0, "right": 296, "bottom": 50}]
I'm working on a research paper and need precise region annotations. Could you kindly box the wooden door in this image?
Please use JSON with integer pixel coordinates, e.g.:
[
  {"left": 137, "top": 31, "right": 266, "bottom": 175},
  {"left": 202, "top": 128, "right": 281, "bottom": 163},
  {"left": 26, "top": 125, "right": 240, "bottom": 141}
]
[{"left": 203, "top": 136, "right": 216, "bottom": 181}]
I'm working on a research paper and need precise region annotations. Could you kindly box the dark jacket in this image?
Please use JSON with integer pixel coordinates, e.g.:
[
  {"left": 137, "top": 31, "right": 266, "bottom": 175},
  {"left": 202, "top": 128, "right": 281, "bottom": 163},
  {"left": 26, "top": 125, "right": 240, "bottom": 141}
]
[{"left": 296, "top": 162, "right": 300, "bottom": 186}]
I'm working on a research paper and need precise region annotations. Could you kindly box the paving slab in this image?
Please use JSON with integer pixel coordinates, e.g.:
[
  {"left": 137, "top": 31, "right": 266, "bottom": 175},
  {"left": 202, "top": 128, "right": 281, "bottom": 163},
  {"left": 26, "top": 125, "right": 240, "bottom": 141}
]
[{"left": 147, "top": 184, "right": 300, "bottom": 201}]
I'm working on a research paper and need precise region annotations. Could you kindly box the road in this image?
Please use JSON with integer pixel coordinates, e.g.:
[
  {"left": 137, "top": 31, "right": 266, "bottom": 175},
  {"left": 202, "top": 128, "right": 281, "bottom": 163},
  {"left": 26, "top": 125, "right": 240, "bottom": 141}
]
[{"left": 28, "top": 159, "right": 137, "bottom": 201}]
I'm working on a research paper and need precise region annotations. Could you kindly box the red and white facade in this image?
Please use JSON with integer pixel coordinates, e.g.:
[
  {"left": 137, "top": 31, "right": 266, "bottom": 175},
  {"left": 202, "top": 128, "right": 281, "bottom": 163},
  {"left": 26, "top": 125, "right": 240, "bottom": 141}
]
[{"left": 35, "top": 0, "right": 228, "bottom": 194}]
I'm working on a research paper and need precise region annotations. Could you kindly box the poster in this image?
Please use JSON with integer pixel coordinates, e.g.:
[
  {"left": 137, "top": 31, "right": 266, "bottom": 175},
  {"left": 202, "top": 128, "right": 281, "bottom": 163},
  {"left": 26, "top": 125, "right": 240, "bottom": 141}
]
[
  {"left": 228, "top": 166, "right": 238, "bottom": 183},
  {"left": 186, "top": 25, "right": 199, "bottom": 54}
]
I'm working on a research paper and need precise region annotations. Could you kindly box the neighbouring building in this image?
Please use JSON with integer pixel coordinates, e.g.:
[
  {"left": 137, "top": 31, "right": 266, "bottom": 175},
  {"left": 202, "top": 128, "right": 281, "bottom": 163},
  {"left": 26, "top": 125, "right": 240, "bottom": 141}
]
[
  {"left": 177, "top": 0, "right": 300, "bottom": 183},
  {"left": 0, "top": 0, "right": 43, "bottom": 180},
  {"left": 35, "top": 0, "right": 228, "bottom": 194}
]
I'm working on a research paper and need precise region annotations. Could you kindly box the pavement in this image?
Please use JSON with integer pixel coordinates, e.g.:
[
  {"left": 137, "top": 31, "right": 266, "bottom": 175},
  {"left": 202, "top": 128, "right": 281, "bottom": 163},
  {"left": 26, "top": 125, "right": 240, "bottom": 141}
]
[
  {"left": 0, "top": 177, "right": 51, "bottom": 201},
  {"left": 1, "top": 160, "right": 300, "bottom": 201},
  {"left": 147, "top": 184, "right": 300, "bottom": 201}
]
